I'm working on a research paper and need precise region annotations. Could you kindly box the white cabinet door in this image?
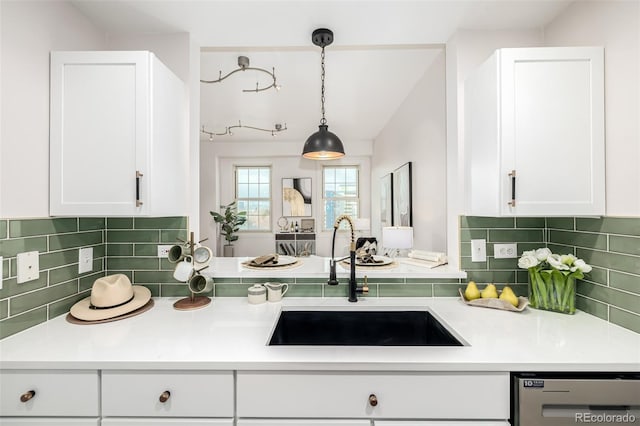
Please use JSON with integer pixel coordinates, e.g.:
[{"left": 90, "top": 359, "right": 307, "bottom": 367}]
[
  {"left": 465, "top": 46, "right": 604, "bottom": 216},
  {"left": 102, "top": 419, "right": 233, "bottom": 425},
  {"left": 238, "top": 421, "right": 370, "bottom": 426},
  {"left": 50, "top": 51, "right": 188, "bottom": 216},
  {"left": 375, "top": 422, "right": 509, "bottom": 425},
  {"left": 102, "top": 371, "right": 234, "bottom": 418},
  {"left": 237, "top": 371, "right": 509, "bottom": 419},
  {"left": 0, "top": 370, "right": 99, "bottom": 417},
  {"left": 0, "top": 419, "right": 99, "bottom": 426}
]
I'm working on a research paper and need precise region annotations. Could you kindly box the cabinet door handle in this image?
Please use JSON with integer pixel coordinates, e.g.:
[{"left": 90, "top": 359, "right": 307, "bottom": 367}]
[
  {"left": 20, "top": 390, "right": 36, "bottom": 403},
  {"left": 159, "top": 390, "right": 171, "bottom": 403},
  {"left": 368, "top": 393, "right": 378, "bottom": 407},
  {"left": 136, "top": 171, "right": 144, "bottom": 207},
  {"left": 508, "top": 170, "right": 516, "bottom": 207}
]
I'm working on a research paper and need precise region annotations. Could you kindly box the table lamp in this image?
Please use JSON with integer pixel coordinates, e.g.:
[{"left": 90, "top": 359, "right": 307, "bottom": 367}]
[{"left": 382, "top": 226, "right": 413, "bottom": 257}]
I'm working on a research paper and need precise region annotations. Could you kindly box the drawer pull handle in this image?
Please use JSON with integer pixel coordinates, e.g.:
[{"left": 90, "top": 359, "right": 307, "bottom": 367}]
[
  {"left": 159, "top": 390, "right": 171, "bottom": 403},
  {"left": 20, "top": 390, "right": 36, "bottom": 403},
  {"left": 368, "top": 393, "right": 378, "bottom": 407}
]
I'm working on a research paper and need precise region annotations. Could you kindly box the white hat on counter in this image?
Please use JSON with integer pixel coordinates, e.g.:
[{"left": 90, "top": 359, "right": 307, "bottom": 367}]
[{"left": 70, "top": 274, "right": 151, "bottom": 321}]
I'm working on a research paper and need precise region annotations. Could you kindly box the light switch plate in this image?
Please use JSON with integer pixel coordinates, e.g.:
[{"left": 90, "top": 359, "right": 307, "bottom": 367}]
[
  {"left": 0, "top": 256, "right": 3, "bottom": 290},
  {"left": 78, "top": 247, "right": 93, "bottom": 274},
  {"left": 17, "top": 251, "right": 39, "bottom": 284},
  {"left": 471, "top": 239, "right": 487, "bottom": 262}
]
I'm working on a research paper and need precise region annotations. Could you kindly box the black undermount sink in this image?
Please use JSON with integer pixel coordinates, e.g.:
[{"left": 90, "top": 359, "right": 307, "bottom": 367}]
[{"left": 268, "top": 310, "right": 464, "bottom": 346}]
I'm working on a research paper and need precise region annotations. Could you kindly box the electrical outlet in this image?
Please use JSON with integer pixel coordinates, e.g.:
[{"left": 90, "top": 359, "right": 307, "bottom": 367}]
[
  {"left": 494, "top": 243, "right": 518, "bottom": 259},
  {"left": 78, "top": 247, "right": 93, "bottom": 274},
  {"left": 471, "top": 239, "right": 487, "bottom": 262},
  {"left": 157, "top": 245, "right": 172, "bottom": 258}
]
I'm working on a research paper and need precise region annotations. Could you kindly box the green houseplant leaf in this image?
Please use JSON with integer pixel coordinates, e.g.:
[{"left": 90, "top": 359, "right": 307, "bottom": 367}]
[{"left": 210, "top": 201, "right": 247, "bottom": 245}]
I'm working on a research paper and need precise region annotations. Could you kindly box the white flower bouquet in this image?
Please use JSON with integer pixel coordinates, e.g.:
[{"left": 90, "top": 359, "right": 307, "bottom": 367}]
[{"left": 518, "top": 248, "right": 592, "bottom": 314}]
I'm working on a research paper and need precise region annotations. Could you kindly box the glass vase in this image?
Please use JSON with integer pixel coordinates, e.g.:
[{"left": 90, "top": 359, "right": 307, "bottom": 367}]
[{"left": 528, "top": 269, "right": 576, "bottom": 314}]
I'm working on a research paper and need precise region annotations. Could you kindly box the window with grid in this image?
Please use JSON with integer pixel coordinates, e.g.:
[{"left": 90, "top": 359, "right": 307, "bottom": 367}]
[
  {"left": 323, "top": 166, "right": 359, "bottom": 230},
  {"left": 235, "top": 166, "right": 271, "bottom": 231}
]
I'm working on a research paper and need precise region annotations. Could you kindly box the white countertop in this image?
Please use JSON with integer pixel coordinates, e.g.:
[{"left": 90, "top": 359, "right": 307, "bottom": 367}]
[
  {"left": 1, "top": 297, "right": 638, "bottom": 372},
  {"left": 203, "top": 255, "right": 466, "bottom": 279}
]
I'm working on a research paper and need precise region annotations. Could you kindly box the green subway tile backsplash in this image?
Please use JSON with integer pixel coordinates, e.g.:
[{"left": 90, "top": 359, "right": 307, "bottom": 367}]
[
  {"left": 2, "top": 215, "right": 638, "bottom": 338},
  {"left": 0, "top": 215, "right": 187, "bottom": 339},
  {"left": 10, "top": 218, "right": 78, "bottom": 238},
  {"left": 576, "top": 217, "right": 640, "bottom": 236},
  {"left": 609, "top": 235, "right": 640, "bottom": 256},
  {"left": 135, "top": 216, "right": 188, "bottom": 229},
  {"left": 49, "top": 231, "right": 102, "bottom": 251},
  {"left": 462, "top": 215, "right": 640, "bottom": 334},
  {"left": 0, "top": 236, "right": 48, "bottom": 258},
  {"left": 549, "top": 230, "right": 607, "bottom": 251}
]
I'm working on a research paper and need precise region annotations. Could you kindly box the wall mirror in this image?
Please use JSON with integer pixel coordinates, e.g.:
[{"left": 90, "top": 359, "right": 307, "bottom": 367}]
[
  {"left": 393, "top": 162, "right": 412, "bottom": 226},
  {"left": 282, "top": 177, "right": 312, "bottom": 217}
]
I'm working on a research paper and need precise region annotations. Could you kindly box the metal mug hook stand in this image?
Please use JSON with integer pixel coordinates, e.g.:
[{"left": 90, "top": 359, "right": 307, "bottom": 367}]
[{"left": 173, "top": 231, "right": 213, "bottom": 311}]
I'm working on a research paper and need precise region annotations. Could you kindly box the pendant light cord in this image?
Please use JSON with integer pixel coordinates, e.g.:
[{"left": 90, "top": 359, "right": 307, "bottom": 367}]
[{"left": 320, "top": 46, "right": 327, "bottom": 126}]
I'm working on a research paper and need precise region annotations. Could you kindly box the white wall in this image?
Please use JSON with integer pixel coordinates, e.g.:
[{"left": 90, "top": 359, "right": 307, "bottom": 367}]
[
  {"left": 372, "top": 49, "right": 447, "bottom": 253},
  {"left": 543, "top": 1, "right": 640, "bottom": 216},
  {"left": 0, "top": 1, "right": 107, "bottom": 218},
  {"left": 200, "top": 139, "right": 373, "bottom": 257}
]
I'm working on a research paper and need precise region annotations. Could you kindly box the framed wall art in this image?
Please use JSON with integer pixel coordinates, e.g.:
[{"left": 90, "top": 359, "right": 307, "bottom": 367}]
[
  {"left": 282, "top": 177, "right": 312, "bottom": 217},
  {"left": 380, "top": 173, "right": 393, "bottom": 227},
  {"left": 393, "top": 162, "right": 412, "bottom": 226}
]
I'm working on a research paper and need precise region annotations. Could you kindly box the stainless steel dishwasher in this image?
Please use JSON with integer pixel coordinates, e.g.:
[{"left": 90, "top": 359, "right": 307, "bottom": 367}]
[{"left": 512, "top": 372, "right": 640, "bottom": 425}]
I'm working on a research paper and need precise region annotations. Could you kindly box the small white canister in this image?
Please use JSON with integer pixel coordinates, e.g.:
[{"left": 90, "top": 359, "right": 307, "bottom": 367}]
[{"left": 247, "top": 284, "right": 267, "bottom": 304}]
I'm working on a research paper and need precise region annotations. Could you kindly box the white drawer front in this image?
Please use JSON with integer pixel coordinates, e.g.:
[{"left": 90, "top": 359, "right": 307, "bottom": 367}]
[
  {"left": 238, "top": 421, "right": 370, "bottom": 426},
  {"left": 101, "top": 419, "right": 233, "bottom": 425},
  {"left": 0, "top": 370, "right": 99, "bottom": 417},
  {"left": 237, "top": 371, "right": 509, "bottom": 419},
  {"left": 102, "top": 371, "right": 234, "bottom": 418},
  {"left": 375, "top": 422, "right": 510, "bottom": 426},
  {"left": 0, "top": 419, "right": 99, "bottom": 426}
]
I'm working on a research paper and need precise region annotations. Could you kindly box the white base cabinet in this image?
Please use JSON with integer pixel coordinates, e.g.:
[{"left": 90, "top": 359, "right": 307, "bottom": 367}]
[
  {"left": 49, "top": 51, "right": 188, "bottom": 216},
  {"left": 0, "top": 370, "right": 99, "bottom": 417},
  {"left": 464, "top": 46, "right": 605, "bottom": 216},
  {"left": 1, "top": 369, "right": 510, "bottom": 425},
  {"left": 102, "top": 371, "right": 234, "bottom": 419},
  {"left": 375, "top": 422, "right": 510, "bottom": 426},
  {"left": 237, "top": 371, "right": 509, "bottom": 421},
  {"left": 101, "top": 420, "right": 233, "bottom": 425},
  {"left": 0, "top": 420, "right": 99, "bottom": 425},
  {"left": 238, "top": 421, "right": 370, "bottom": 426}
]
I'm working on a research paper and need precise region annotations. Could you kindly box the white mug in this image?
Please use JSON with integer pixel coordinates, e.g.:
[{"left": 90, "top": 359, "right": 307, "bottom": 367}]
[
  {"left": 188, "top": 274, "right": 213, "bottom": 294},
  {"left": 173, "top": 258, "right": 194, "bottom": 282},
  {"left": 193, "top": 245, "right": 213, "bottom": 266},
  {"left": 265, "top": 282, "right": 289, "bottom": 302},
  {"left": 247, "top": 284, "right": 267, "bottom": 304},
  {"left": 168, "top": 244, "right": 189, "bottom": 263}
]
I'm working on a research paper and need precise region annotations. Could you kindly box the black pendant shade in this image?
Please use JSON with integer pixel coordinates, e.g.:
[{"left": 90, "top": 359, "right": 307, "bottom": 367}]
[
  {"left": 303, "top": 28, "right": 345, "bottom": 160},
  {"left": 302, "top": 125, "right": 345, "bottom": 160}
]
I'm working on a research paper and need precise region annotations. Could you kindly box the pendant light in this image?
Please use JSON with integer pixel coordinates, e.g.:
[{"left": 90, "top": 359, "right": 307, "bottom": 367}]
[{"left": 302, "top": 28, "right": 345, "bottom": 160}]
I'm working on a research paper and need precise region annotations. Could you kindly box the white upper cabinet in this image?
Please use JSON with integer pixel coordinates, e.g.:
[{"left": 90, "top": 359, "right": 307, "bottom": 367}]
[
  {"left": 464, "top": 46, "right": 605, "bottom": 217},
  {"left": 50, "top": 51, "right": 188, "bottom": 216}
]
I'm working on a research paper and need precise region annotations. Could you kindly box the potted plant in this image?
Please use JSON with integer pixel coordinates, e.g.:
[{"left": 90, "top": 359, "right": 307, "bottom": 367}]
[{"left": 210, "top": 201, "right": 247, "bottom": 257}]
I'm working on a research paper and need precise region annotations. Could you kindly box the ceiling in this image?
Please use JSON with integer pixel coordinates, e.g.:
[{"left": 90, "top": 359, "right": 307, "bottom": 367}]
[{"left": 72, "top": 0, "right": 573, "bottom": 143}]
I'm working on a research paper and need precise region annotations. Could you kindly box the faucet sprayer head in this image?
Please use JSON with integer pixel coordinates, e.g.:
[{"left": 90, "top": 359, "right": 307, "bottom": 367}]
[{"left": 333, "top": 214, "right": 356, "bottom": 250}]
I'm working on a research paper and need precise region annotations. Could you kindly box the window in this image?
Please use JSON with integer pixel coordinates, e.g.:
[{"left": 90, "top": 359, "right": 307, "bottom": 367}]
[
  {"left": 235, "top": 166, "right": 271, "bottom": 231},
  {"left": 323, "top": 166, "right": 359, "bottom": 230}
]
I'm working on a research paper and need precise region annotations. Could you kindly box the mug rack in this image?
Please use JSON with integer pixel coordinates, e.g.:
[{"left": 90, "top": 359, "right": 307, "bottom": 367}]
[{"left": 173, "top": 231, "right": 212, "bottom": 311}]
